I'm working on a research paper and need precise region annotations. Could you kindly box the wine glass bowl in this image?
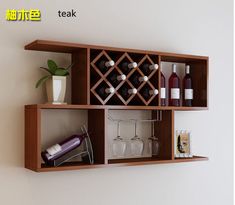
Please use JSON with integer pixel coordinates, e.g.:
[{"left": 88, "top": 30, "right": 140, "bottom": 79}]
[
  {"left": 130, "top": 135, "right": 144, "bottom": 156},
  {"left": 130, "top": 121, "right": 144, "bottom": 156},
  {"left": 112, "top": 120, "right": 126, "bottom": 157},
  {"left": 148, "top": 136, "right": 160, "bottom": 156},
  {"left": 148, "top": 121, "right": 160, "bottom": 156},
  {"left": 112, "top": 136, "right": 126, "bottom": 157}
]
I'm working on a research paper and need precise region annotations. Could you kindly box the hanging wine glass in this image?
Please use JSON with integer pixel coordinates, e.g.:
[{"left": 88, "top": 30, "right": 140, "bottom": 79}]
[
  {"left": 112, "top": 120, "right": 126, "bottom": 157},
  {"left": 130, "top": 120, "right": 144, "bottom": 156},
  {"left": 148, "top": 121, "right": 160, "bottom": 156}
]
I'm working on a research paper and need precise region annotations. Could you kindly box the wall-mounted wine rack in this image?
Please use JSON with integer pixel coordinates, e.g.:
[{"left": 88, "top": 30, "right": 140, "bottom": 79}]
[{"left": 24, "top": 40, "right": 209, "bottom": 172}]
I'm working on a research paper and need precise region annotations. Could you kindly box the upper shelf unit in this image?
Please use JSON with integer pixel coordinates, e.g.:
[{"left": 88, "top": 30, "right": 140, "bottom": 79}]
[{"left": 25, "top": 40, "right": 209, "bottom": 109}]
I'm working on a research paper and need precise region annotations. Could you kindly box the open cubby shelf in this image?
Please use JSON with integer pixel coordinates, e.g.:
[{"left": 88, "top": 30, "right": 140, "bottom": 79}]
[{"left": 24, "top": 40, "right": 209, "bottom": 172}]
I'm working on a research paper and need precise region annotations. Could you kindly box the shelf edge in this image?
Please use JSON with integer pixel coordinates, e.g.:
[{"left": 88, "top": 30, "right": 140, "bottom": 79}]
[
  {"left": 35, "top": 156, "right": 208, "bottom": 172},
  {"left": 24, "top": 39, "right": 209, "bottom": 60},
  {"left": 24, "top": 104, "right": 208, "bottom": 111}
]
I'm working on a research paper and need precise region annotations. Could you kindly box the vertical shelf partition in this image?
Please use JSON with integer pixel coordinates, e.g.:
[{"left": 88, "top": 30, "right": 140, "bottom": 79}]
[
  {"left": 71, "top": 48, "right": 90, "bottom": 105},
  {"left": 24, "top": 40, "right": 208, "bottom": 172},
  {"left": 88, "top": 109, "right": 106, "bottom": 164}
]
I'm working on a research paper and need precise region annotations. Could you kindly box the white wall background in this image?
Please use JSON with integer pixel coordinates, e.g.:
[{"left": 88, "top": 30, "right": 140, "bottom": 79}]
[{"left": 0, "top": 0, "right": 233, "bottom": 205}]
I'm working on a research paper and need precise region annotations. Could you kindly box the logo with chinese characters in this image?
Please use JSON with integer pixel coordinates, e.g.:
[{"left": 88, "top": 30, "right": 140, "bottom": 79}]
[{"left": 6, "top": 9, "right": 41, "bottom": 21}]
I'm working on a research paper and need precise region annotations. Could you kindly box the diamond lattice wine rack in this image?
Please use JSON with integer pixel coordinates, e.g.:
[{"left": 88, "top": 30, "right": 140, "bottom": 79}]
[
  {"left": 90, "top": 50, "right": 159, "bottom": 106},
  {"left": 24, "top": 40, "right": 209, "bottom": 172}
]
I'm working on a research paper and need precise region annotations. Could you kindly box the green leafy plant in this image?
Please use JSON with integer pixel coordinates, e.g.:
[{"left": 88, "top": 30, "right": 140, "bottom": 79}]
[{"left": 36, "top": 59, "right": 72, "bottom": 88}]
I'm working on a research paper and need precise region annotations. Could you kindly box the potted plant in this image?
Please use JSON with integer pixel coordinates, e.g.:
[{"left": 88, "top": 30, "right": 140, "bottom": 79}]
[{"left": 36, "top": 59, "right": 72, "bottom": 104}]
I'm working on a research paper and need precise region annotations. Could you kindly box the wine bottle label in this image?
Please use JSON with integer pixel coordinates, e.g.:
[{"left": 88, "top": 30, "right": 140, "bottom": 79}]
[
  {"left": 185, "top": 89, "right": 193, "bottom": 99},
  {"left": 171, "top": 88, "right": 180, "bottom": 99},
  {"left": 160, "top": 88, "right": 166, "bottom": 99},
  {"left": 46, "top": 144, "right": 62, "bottom": 156}
]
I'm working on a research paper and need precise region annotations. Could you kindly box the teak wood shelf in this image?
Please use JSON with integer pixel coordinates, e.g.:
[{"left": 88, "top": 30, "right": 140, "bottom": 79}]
[{"left": 24, "top": 40, "right": 209, "bottom": 172}]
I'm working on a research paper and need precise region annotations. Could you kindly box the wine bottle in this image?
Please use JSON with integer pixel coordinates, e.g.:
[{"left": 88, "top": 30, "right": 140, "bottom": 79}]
[
  {"left": 41, "top": 134, "right": 87, "bottom": 164},
  {"left": 121, "top": 62, "right": 137, "bottom": 74},
  {"left": 108, "top": 73, "right": 126, "bottom": 87},
  {"left": 97, "top": 86, "right": 115, "bottom": 99},
  {"left": 98, "top": 60, "right": 114, "bottom": 73},
  {"left": 169, "top": 64, "right": 180, "bottom": 106},
  {"left": 131, "top": 75, "right": 148, "bottom": 87},
  {"left": 183, "top": 65, "right": 193, "bottom": 106},
  {"left": 120, "top": 87, "right": 137, "bottom": 100},
  {"left": 142, "top": 88, "right": 158, "bottom": 99},
  {"left": 142, "top": 63, "right": 158, "bottom": 75},
  {"left": 160, "top": 72, "right": 166, "bottom": 106}
]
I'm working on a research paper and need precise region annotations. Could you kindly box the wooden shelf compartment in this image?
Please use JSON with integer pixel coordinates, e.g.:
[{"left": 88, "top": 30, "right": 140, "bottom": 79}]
[
  {"left": 105, "top": 109, "right": 174, "bottom": 165},
  {"left": 160, "top": 56, "right": 208, "bottom": 108},
  {"left": 25, "top": 106, "right": 107, "bottom": 172},
  {"left": 25, "top": 39, "right": 208, "bottom": 109}
]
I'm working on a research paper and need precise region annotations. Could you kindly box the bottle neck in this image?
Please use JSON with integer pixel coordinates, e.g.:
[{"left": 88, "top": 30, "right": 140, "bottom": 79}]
[
  {"left": 172, "top": 64, "right": 176, "bottom": 73},
  {"left": 128, "top": 62, "right": 137, "bottom": 69},
  {"left": 105, "top": 60, "right": 114, "bottom": 67},
  {"left": 117, "top": 74, "right": 126, "bottom": 81},
  {"left": 139, "top": 76, "right": 148, "bottom": 82},
  {"left": 105, "top": 87, "right": 115, "bottom": 94},
  {"left": 149, "top": 89, "right": 158, "bottom": 96},
  {"left": 186, "top": 65, "right": 190, "bottom": 74},
  {"left": 149, "top": 64, "right": 158, "bottom": 70},
  {"left": 128, "top": 88, "right": 137, "bottom": 94}
]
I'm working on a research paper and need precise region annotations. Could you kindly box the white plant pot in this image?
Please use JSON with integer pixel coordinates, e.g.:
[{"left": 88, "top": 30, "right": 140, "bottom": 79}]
[{"left": 46, "top": 76, "right": 67, "bottom": 104}]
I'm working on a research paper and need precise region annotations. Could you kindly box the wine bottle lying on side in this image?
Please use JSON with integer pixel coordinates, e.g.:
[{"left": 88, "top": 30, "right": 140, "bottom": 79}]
[{"left": 41, "top": 134, "right": 87, "bottom": 164}]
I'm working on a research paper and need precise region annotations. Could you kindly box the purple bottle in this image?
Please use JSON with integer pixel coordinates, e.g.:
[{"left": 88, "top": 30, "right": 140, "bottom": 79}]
[{"left": 41, "top": 134, "right": 86, "bottom": 164}]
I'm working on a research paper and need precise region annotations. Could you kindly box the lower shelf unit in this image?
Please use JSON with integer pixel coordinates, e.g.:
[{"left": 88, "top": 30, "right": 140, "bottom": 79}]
[{"left": 25, "top": 104, "right": 208, "bottom": 172}]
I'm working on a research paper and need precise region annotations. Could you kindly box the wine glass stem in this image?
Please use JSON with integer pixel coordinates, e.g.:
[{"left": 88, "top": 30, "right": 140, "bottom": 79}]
[
  {"left": 117, "top": 121, "right": 120, "bottom": 136},
  {"left": 152, "top": 121, "right": 155, "bottom": 136},
  {"left": 134, "top": 121, "right": 137, "bottom": 136}
]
